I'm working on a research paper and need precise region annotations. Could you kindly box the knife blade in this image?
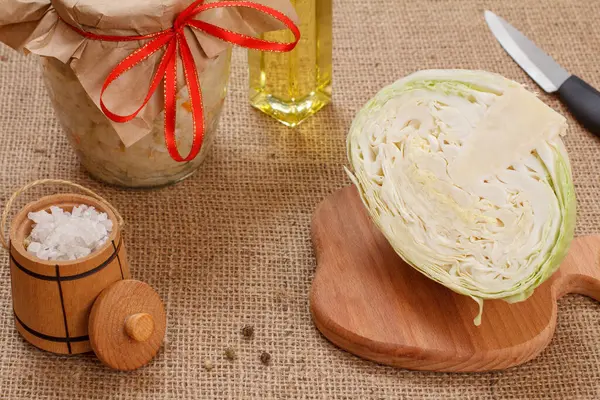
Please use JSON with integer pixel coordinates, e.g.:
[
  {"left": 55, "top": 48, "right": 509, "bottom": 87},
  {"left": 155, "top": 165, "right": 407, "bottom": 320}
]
[{"left": 485, "top": 10, "right": 600, "bottom": 136}]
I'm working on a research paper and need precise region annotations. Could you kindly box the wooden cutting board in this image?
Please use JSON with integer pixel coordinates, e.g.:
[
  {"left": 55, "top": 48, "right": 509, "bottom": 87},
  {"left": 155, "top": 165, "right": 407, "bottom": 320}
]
[{"left": 310, "top": 186, "right": 600, "bottom": 372}]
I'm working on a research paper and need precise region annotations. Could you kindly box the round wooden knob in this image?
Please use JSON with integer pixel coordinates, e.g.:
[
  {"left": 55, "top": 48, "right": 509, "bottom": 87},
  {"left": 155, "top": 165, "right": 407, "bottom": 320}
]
[{"left": 125, "top": 313, "right": 155, "bottom": 342}]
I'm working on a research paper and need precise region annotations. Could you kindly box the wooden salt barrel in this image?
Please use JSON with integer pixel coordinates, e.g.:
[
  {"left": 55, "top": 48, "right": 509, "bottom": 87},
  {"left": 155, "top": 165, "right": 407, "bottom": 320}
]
[
  {"left": 2, "top": 180, "right": 166, "bottom": 371},
  {"left": 8, "top": 193, "right": 131, "bottom": 355}
]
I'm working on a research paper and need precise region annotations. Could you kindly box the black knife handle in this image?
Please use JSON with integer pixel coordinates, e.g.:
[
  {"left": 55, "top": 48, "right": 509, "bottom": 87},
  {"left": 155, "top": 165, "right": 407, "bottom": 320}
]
[{"left": 558, "top": 75, "right": 600, "bottom": 136}]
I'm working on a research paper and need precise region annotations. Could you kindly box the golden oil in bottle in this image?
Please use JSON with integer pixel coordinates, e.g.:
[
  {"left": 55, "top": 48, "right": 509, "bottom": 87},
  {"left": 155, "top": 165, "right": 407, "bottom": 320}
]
[{"left": 248, "top": 0, "right": 332, "bottom": 127}]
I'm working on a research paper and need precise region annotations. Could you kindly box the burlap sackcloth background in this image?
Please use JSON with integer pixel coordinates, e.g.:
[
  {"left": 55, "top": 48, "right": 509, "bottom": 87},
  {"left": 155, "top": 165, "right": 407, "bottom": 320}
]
[{"left": 1, "top": 0, "right": 600, "bottom": 399}]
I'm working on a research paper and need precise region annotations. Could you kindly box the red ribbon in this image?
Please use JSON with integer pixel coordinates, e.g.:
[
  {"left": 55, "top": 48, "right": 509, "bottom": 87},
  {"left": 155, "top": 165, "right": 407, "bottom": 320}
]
[{"left": 62, "top": 0, "right": 300, "bottom": 162}]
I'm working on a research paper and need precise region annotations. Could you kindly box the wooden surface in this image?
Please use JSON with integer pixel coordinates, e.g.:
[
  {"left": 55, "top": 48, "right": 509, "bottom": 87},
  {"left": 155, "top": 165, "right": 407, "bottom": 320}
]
[
  {"left": 310, "top": 186, "right": 600, "bottom": 372},
  {"left": 8, "top": 194, "right": 130, "bottom": 355},
  {"left": 89, "top": 280, "right": 166, "bottom": 371}
]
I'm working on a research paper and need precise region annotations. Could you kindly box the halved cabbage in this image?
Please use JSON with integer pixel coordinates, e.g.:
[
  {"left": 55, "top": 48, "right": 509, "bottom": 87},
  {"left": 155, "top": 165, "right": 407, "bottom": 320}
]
[{"left": 346, "top": 70, "right": 576, "bottom": 324}]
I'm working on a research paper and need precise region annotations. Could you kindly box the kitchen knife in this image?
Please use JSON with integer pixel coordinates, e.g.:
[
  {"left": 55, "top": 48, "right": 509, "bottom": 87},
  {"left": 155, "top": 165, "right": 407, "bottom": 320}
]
[{"left": 485, "top": 10, "right": 600, "bottom": 136}]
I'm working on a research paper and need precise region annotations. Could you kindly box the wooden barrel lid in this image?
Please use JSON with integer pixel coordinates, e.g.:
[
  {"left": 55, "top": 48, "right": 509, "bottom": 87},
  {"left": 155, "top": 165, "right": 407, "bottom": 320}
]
[{"left": 88, "top": 280, "right": 166, "bottom": 371}]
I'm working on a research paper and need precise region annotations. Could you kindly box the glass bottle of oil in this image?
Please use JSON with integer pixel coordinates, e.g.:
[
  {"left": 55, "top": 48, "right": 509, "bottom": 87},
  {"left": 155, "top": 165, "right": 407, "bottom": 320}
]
[{"left": 248, "top": 0, "right": 332, "bottom": 127}]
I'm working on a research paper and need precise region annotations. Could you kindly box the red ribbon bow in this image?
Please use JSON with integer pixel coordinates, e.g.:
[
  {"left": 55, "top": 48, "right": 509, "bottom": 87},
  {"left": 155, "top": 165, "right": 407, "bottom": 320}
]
[{"left": 63, "top": 0, "right": 300, "bottom": 162}]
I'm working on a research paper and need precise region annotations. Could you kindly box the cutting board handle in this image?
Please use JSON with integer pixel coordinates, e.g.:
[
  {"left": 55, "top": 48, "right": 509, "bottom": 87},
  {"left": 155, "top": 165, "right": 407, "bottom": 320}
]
[{"left": 553, "top": 235, "right": 600, "bottom": 301}]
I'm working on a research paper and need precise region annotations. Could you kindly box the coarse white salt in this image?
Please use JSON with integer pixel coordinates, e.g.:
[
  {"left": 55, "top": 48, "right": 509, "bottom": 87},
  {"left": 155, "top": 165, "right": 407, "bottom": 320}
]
[{"left": 26, "top": 204, "right": 113, "bottom": 261}]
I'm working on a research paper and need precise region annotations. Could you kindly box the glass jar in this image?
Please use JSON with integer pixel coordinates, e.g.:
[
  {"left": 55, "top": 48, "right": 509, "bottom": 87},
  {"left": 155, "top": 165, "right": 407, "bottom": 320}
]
[{"left": 40, "top": 48, "right": 232, "bottom": 188}]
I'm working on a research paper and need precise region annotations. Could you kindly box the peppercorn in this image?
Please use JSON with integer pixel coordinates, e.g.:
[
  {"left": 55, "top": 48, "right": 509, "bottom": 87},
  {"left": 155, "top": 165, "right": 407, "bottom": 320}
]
[
  {"left": 241, "top": 325, "right": 255, "bottom": 339},
  {"left": 260, "top": 351, "right": 271, "bottom": 366},
  {"left": 224, "top": 347, "right": 237, "bottom": 361}
]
